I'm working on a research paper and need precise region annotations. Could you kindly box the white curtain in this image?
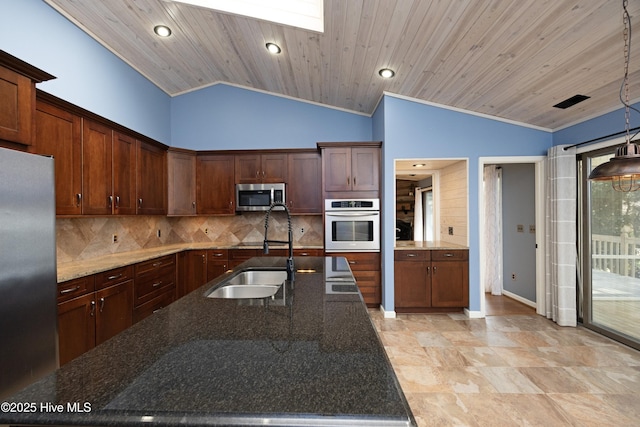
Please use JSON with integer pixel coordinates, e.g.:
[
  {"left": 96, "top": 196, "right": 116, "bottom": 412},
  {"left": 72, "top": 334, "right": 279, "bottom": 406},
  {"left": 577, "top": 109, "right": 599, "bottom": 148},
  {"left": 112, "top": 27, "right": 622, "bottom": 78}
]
[
  {"left": 545, "top": 145, "right": 577, "bottom": 327},
  {"left": 483, "top": 165, "right": 503, "bottom": 295},
  {"left": 413, "top": 188, "right": 423, "bottom": 241}
]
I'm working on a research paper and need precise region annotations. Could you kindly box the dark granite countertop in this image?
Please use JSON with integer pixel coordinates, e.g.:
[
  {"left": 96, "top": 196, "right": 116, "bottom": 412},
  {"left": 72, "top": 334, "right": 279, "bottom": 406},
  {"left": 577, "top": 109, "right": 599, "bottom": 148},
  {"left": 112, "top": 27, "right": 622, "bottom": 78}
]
[{"left": 1, "top": 257, "right": 415, "bottom": 427}]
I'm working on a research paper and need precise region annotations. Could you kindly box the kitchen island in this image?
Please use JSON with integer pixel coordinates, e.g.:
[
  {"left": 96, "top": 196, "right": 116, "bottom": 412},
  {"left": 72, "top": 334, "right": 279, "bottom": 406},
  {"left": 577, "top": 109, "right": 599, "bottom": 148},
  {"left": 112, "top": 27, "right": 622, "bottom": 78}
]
[{"left": 1, "top": 256, "right": 415, "bottom": 427}]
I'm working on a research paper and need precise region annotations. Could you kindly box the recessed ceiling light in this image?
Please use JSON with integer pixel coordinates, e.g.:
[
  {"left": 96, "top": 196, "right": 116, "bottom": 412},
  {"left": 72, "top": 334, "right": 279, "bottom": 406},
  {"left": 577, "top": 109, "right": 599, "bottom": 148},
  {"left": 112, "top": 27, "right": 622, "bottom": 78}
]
[
  {"left": 266, "top": 42, "right": 282, "bottom": 54},
  {"left": 378, "top": 68, "right": 395, "bottom": 79},
  {"left": 154, "top": 25, "right": 172, "bottom": 37},
  {"left": 413, "top": 163, "right": 426, "bottom": 168}
]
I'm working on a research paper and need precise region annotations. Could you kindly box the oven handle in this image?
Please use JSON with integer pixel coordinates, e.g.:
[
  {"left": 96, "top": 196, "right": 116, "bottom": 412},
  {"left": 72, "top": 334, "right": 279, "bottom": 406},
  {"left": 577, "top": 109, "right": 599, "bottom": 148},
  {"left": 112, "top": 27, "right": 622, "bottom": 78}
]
[{"left": 326, "top": 212, "right": 379, "bottom": 217}]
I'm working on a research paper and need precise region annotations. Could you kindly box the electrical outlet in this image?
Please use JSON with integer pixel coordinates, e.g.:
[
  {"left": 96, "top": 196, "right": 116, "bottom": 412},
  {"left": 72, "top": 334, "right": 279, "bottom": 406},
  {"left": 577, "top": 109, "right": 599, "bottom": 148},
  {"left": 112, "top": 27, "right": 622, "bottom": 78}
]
[
  {"left": 511, "top": 273, "right": 516, "bottom": 281},
  {"left": 448, "top": 226, "right": 454, "bottom": 235},
  {"left": 517, "top": 224, "right": 524, "bottom": 232},
  {"left": 113, "top": 234, "right": 118, "bottom": 243},
  {"left": 300, "top": 228, "right": 305, "bottom": 233},
  {"left": 205, "top": 228, "right": 208, "bottom": 234}
]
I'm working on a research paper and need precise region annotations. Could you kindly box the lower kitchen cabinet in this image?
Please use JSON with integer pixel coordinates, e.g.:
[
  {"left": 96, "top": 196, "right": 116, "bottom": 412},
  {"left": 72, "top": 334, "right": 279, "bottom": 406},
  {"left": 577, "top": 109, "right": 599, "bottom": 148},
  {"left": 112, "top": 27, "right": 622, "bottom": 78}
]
[
  {"left": 134, "top": 254, "right": 176, "bottom": 320},
  {"left": 326, "top": 252, "right": 381, "bottom": 307},
  {"left": 57, "top": 266, "right": 134, "bottom": 366},
  {"left": 207, "top": 249, "right": 229, "bottom": 281},
  {"left": 177, "top": 250, "right": 208, "bottom": 298},
  {"left": 394, "top": 249, "right": 469, "bottom": 312}
]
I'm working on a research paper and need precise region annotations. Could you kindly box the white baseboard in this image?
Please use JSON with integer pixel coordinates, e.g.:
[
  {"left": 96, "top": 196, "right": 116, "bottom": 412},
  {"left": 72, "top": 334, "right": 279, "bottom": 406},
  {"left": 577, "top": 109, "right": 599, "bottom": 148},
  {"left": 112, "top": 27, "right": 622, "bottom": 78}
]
[
  {"left": 464, "top": 308, "right": 484, "bottom": 318},
  {"left": 379, "top": 305, "right": 397, "bottom": 318},
  {"left": 502, "top": 290, "right": 536, "bottom": 308}
]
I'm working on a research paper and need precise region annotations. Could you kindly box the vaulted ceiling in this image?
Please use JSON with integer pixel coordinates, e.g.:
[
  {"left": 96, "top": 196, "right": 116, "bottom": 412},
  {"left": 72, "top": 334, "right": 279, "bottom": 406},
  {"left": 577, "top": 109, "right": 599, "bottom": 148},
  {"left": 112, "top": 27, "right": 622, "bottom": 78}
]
[{"left": 44, "top": 0, "right": 640, "bottom": 130}]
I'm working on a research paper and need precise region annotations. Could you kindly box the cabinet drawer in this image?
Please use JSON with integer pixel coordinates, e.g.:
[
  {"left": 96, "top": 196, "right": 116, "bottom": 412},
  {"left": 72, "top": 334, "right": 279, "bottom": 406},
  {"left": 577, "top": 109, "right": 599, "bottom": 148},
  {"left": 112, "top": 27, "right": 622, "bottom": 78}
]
[
  {"left": 431, "top": 250, "right": 468, "bottom": 261},
  {"left": 133, "top": 288, "right": 174, "bottom": 323},
  {"left": 135, "top": 254, "right": 176, "bottom": 277},
  {"left": 94, "top": 265, "right": 134, "bottom": 290},
  {"left": 330, "top": 252, "right": 380, "bottom": 271},
  {"left": 394, "top": 250, "right": 429, "bottom": 261},
  {"left": 294, "top": 249, "right": 323, "bottom": 256},
  {"left": 57, "top": 275, "right": 95, "bottom": 303},
  {"left": 207, "top": 249, "right": 228, "bottom": 262},
  {"left": 135, "top": 265, "right": 175, "bottom": 305}
]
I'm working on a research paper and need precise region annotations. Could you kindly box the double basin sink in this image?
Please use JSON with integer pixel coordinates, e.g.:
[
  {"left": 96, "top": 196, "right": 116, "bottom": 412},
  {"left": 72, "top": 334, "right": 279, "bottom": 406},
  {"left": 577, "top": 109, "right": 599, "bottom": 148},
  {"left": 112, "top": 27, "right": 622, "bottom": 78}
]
[{"left": 205, "top": 269, "right": 288, "bottom": 299}]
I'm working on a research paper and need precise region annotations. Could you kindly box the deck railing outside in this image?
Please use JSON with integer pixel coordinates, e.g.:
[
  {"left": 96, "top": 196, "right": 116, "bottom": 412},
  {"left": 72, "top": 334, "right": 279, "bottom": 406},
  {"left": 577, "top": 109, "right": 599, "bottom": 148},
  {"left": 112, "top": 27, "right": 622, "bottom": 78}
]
[{"left": 592, "top": 233, "right": 640, "bottom": 278}]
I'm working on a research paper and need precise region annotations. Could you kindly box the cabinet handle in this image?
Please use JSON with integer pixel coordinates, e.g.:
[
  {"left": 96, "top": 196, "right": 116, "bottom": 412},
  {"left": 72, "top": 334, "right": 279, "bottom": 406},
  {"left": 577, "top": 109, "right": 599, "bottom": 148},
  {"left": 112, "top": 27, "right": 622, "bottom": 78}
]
[
  {"left": 202, "top": 254, "right": 206, "bottom": 263},
  {"left": 433, "top": 266, "right": 437, "bottom": 274},
  {"left": 256, "top": 170, "right": 259, "bottom": 178},
  {"left": 354, "top": 176, "right": 356, "bottom": 185},
  {"left": 444, "top": 253, "right": 454, "bottom": 257},
  {"left": 406, "top": 253, "right": 417, "bottom": 257},
  {"left": 192, "top": 201, "right": 196, "bottom": 210},
  {"left": 76, "top": 193, "right": 82, "bottom": 207},
  {"left": 213, "top": 253, "right": 223, "bottom": 257},
  {"left": 152, "top": 262, "right": 162, "bottom": 267},
  {"left": 107, "top": 274, "right": 122, "bottom": 280},
  {"left": 262, "top": 171, "right": 265, "bottom": 178},
  {"left": 299, "top": 252, "right": 309, "bottom": 256},
  {"left": 90, "top": 300, "right": 95, "bottom": 317},
  {"left": 347, "top": 176, "right": 350, "bottom": 185},
  {"left": 108, "top": 195, "right": 113, "bottom": 208},
  {"left": 152, "top": 281, "right": 163, "bottom": 287},
  {"left": 426, "top": 266, "right": 430, "bottom": 275},
  {"left": 115, "top": 196, "right": 120, "bottom": 208},
  {"left": 138, "top": 198, "right": 143, "bottom": 208},
  {"left": 60, "top": 286, "right": 80, "bottom": 294},
  {"left": 99, "top": 297, "right": 105, "bottom": 313},
  {"left": 349, "top": 261, "right": 357, "bottom": 265}
]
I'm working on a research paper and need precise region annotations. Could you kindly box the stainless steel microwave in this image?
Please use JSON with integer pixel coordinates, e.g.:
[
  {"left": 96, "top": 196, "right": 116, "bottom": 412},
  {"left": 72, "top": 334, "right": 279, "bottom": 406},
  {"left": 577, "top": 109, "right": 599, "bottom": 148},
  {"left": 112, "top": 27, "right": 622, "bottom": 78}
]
[{"left": 235, "top": 183, "right": 285, "bottom": 211}]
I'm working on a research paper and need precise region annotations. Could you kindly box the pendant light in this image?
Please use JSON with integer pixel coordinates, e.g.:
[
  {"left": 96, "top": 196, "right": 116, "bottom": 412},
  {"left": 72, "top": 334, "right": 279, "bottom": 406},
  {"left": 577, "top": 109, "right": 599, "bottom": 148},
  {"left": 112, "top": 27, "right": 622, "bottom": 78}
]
[{"left": 588, "top": 0, "right": 640, "bottom": 192}]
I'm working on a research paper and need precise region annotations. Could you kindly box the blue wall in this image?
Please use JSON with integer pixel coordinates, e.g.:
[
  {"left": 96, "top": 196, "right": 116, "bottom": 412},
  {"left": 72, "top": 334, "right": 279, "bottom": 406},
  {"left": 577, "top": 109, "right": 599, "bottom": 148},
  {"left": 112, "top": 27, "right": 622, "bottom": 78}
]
[
  {"left": 378, "top": 96, "right": 552, "bottom": 312},
  {"left": 1, "top": 0, "right": 171, "bottom": 144},
  {"left": 171, "top": 84, "right": 371, "bottom": 150}
]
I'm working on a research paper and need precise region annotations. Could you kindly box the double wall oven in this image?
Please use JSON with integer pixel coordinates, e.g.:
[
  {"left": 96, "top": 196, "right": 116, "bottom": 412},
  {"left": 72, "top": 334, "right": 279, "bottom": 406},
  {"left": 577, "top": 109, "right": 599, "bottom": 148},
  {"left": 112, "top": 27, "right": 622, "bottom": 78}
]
[{"left": 324, "top": 199, "right": 380, "bottom": 252}]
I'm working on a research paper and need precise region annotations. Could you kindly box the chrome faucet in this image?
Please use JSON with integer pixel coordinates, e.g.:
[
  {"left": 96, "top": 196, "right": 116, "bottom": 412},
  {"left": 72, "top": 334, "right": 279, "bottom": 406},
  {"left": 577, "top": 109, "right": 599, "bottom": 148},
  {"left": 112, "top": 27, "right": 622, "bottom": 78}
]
[{"left": 263, "top": 202, "right": 295, "bottom": 281}]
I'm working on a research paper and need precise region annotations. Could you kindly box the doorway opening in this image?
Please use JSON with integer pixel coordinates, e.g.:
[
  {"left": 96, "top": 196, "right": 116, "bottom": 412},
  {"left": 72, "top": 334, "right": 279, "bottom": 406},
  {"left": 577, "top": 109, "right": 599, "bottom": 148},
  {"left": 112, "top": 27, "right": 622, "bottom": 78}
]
[{"left": 478, "top": 156, "right": 546, "bottom": 317}]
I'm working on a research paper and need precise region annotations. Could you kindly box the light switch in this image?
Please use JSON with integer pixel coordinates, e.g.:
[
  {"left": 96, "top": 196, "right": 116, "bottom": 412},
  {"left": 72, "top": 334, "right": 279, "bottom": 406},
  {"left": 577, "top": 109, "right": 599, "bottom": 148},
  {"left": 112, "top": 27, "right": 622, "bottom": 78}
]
[
  {"left": 517, "top": 224, "right": 524, "bottom": 232},
  {"left": 529, "top": 225, "right": 536, "bottom": 233}
]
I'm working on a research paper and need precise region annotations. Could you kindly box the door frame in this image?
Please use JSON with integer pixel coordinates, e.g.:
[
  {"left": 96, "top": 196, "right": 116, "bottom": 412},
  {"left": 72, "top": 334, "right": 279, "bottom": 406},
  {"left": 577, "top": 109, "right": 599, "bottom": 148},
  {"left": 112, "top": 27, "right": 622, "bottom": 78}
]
[{"left": 478, "top": 156, "right": 546, "bottom": 317}]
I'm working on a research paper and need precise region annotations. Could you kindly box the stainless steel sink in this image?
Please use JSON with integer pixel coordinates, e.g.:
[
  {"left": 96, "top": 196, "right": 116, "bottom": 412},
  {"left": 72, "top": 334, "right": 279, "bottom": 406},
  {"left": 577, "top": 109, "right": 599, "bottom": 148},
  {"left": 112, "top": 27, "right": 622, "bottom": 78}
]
[{"left": 205, "top": 270, "right": 287, "bottom": 299}]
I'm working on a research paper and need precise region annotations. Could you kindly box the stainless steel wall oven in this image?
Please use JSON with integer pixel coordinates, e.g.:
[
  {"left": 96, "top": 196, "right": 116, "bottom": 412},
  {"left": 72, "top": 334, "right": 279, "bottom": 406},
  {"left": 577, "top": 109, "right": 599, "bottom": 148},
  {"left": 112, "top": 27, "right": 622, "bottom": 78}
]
[{"left": 324, "top": 199, "right": 380, "bottom": 252}]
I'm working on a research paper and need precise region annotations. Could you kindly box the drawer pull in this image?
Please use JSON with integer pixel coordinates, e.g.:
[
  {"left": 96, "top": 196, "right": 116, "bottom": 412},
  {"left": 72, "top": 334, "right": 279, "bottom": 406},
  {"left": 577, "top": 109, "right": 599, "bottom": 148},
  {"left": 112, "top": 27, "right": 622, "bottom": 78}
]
[
  {"left": 107, "top": 274, "right": 122, "bottom": 280},
  {"left": 152, "top": 281, "right": 163, "bottom": 287},
  {"left": 406, "top": 253, "right": 417, "bottom": 257},
  {"left": 152, "top": 262, "right": 162, "bottom": 267},
  {"left": 299, "top": 252, "right": 309, "bottom": 256},
  {"left": 213, "top": 253, "right": 223, "bottom": 257},
  {"left": 60, "top": 286, "right": 80, "bottom": 294},
  {"left": 349, "top": 261, "right": 357, "bottom": 264},
  {"left": 444, "top": 253, "right": 454, "bottom": 257}
]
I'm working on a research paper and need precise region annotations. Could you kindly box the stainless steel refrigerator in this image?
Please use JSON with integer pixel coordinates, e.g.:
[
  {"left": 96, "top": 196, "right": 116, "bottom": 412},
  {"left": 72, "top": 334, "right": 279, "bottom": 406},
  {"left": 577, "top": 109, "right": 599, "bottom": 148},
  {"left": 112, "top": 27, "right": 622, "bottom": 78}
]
[{"left": 0, "top": 147, "right": 58, "bottom": 399}]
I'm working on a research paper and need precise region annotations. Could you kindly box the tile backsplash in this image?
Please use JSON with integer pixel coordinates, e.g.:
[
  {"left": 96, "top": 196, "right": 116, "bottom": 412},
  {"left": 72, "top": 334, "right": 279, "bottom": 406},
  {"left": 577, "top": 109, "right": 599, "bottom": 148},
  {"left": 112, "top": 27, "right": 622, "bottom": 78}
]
[{"left": 56, "top": 214, "right": 323, "bottom": 263}]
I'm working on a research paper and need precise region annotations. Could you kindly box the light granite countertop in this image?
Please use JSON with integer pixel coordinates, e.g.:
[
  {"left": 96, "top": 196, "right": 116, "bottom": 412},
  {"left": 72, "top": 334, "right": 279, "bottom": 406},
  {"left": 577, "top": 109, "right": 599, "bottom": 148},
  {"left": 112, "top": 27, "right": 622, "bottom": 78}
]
[
  {"left": 394, "top": 240, "right": 469, "bottom": 250},
  {"left": 57, "top": 242, "right": 324, "bottom": 283}
]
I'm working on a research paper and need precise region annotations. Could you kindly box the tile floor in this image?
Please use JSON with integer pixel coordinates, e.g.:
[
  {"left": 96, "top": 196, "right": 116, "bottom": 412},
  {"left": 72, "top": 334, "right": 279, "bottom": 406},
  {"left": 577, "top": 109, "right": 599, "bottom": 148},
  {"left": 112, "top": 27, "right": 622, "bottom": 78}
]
[{"left": 370, "top": 297, "right": 640, "bottom": 426}]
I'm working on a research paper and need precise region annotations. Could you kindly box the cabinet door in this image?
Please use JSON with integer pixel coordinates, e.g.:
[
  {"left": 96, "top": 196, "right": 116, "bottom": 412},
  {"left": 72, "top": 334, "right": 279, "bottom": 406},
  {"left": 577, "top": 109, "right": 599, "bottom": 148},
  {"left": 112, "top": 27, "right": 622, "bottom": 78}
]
[
  {"left": 351, "top": 147, "right": 379, "bottom": 191},
  {"left": 288, "top": 152, "right": 321, "bottom": 213},
  {"left": 112, "top": 132, "right": 137, "bottom": 215},
  {"left": 197, "top": 154, "right": 235, "bottom": 214},
  {"left": 95, "top": 280, "right": 133, "bottom": 345},
  {"left": 394, "top": 251, "right": 430, "bottom": 309},
  {"left": 0, "top": 66, "right": 33, "bottom": 145},
  {"left": 136, "top": 140, "right": 167, "bottom": 215},
  {"left": 58, "top": 293, "right": 96, "bottom": 366},
  {"left": 82, "top": 119, "right": 113, "bottom": 215},
  {"left": 207, "top": 249, "right": 229, "bottom": 281},
  {"left": 323, "top": 147, "right": 351, "bottom": 192},
  {"left": 431, "top": 260, "right": 469, "bottom": 308},
  {"left": 181, "top": 250, "right": 208, "bottom": 296},
  {"left": 235, "top": 154, "right": 261, "bottom": 183},
  {"left": 167, "top": 150, "right": 197, "bottom": 215},
  {"left": 261, "top": 153, "right": 287, "bottom": 183},
  {"left": 33, "top": 101, "right": 82, "bottom": 215}
]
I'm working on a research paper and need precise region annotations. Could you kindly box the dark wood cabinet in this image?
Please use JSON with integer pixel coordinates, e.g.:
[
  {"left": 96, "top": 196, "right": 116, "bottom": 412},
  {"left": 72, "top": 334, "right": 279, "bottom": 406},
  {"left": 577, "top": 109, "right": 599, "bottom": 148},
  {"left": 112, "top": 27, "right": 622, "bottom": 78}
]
[
  {"left": 207, "top": 249, "right": 229, "bottom": 281},
  {"left": 112, "top": 132, "right": 137, "bottom": 215},
  {"left": 0, "top": 51, "right": 54, "bottom": 147},
  {"left": 57, "top": 267, "right": 133, "bottom": 366},
  {"left": 319, "top": 143, "right": 380, "bottom": 197},
  {"left": 394, "top": 249, "right": 469, "bottom": 312},
  {"left": 327, "top": 252, "right": 381, "bottom": 307},
  {"left": 197, "top": 154, "right": 235, "bottom": 214},
  {"left": 137, "top": 140, "right": 167, "bottom": 215},
  {"left": 82, "top": 119, "right": 113, "bottom": 215},
  {"left": 133, "top": 254, "right": 176, "bottom": 322},
  {"left": 287, "top": 152, "right": 322, "bottom": 214},
  {"left": 33, "top": 100, "right": 82, "bottom": 215},
  {"left": 167, "top": 149, "right": 197, "bottom": 216},
  {"left": 178, "top": 250, "right": 208, "bottom": 298},
  {"left": 235, "top": 153, "right": 287, "bottom": 183}
]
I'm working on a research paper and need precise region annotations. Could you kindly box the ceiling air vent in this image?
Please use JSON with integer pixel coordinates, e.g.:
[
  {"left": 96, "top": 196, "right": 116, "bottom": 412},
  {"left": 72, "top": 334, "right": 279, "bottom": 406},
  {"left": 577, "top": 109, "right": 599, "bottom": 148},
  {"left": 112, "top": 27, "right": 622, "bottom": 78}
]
[{"left": 553, "top": 94, "right": 590, "bottom": 109}]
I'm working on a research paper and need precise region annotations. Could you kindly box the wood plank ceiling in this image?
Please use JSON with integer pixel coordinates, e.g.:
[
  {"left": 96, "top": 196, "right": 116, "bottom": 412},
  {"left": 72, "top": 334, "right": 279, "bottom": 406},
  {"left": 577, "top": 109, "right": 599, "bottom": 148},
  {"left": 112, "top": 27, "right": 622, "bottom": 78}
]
[{"left": 44, "top": 0, "right": 640, "bottom": 130}]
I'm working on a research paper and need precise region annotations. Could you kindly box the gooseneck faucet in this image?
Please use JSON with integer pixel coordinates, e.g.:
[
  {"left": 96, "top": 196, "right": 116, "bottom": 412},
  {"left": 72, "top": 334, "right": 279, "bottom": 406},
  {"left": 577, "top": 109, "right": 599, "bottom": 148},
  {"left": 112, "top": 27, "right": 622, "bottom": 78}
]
[{"left": 263, "top": 202, "right": 295, "bottom": 281}]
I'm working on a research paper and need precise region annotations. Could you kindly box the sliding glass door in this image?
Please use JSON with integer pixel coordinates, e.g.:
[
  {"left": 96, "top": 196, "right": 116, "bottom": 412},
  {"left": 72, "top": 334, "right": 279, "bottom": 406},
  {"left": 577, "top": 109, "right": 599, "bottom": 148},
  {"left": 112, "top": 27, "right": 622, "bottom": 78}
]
[{"left": 580, "top": 148, "right": 640, "bottom": 349}]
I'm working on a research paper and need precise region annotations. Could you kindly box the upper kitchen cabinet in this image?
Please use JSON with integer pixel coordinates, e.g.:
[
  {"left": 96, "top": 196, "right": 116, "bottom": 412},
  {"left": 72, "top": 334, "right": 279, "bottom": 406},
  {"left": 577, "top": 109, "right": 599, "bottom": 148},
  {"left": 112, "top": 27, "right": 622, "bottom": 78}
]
[
  {"left": 137, "top": 140, "right": 167, "bottom": 215},
  {"left": 0, "top": 50, "right": 55, "bottom": 148},
  {"left": 167, "top": 148, "right": 197, "bottom": 216},
  {"left": 33, "top": 99, "right": 82, "bottom": 215},
  {"left": 287, "top": 151, "right": 322, "bottom": 214},
  {"left": 235, "top": 152, "right": 287, "bottom": 183},
  {"left": 112, "top": 132, "right": 137, "bottom": 215},
  {"left": 82, "top": 119, "right": 115, "bottom": 215},
  {"left": 197, "top": 154, "right": 235, "bottom": 215},
  {"left": 318, "top": 142, "right": 381, "bottom": 198}
]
